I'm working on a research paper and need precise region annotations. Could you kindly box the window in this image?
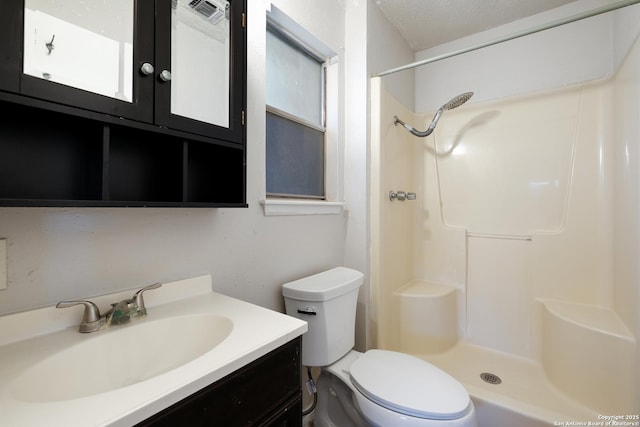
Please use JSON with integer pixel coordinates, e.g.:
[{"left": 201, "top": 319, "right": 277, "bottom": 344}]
[{"left": 265, "top": 17, "right": 329, "bottom": 200}]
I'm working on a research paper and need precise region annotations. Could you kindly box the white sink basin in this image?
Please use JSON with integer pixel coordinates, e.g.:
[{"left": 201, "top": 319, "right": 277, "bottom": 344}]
[
  {"left": 11, "top": 314, "right": 233, "bottom": 402},
  {"left": 0, "top": 275, "right": 307, "bottom": 427}
]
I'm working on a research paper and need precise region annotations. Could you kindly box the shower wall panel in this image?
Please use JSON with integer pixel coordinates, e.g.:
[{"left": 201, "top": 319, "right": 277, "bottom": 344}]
[
  {"left": 611, "top": 24, "right": 640, "bottom": 406},
  {"left": 467, "top": 237, "right": 532, "bottom": 358},
  {"left": 531, "top": 83, "right": 614, "bottom": 308},
  {"left": 612, "top": 17, "right": 640, "bottom": 338},
  {"left": 370, "top": 77, "right": 416, "bottom": 349},
  {"left": 429, "top": 90, "right": 579, "bottom": 237}
]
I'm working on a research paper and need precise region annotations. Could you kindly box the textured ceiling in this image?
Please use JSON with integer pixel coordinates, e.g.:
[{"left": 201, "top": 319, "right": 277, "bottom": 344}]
[{"left": 374, "top": 0, "right": 579, "bottom": 51}]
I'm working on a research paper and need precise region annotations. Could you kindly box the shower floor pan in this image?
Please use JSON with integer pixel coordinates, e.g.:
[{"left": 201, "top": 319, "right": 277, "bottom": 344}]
[{"left": 422, "top": 343, "right": 598, "bottom": 427}]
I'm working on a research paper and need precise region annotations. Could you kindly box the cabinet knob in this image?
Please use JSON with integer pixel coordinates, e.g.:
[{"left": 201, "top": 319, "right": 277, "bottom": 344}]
[
  {"left": 140, "top": 62, "right": 155, "bottom": 76},
  {"left": 159, "top": 70, "right": 172, "bottom": 82}
]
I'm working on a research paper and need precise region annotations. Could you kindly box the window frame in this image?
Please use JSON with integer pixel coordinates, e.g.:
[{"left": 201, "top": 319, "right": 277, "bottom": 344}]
[
  {"left": 265, "top": 22, "right": 327, "bottom": 200},
  {"left": 262, "top": 6, "right": 344, "bottom": 215}
]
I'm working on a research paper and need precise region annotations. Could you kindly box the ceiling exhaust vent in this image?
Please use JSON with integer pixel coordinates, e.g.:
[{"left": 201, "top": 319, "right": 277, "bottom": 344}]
[{"left": 188, "top": 0, "right": 227, "bottom": 24}]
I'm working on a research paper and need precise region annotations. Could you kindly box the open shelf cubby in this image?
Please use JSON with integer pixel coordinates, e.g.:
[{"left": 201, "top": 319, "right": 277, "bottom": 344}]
[
  {"left": 0, "top": 102, "right": 103, "bottom": 202},
  {"left": 0, "top": 99, "right": 246, "bottom": 208},
  {"left": 107, "top": 127, "right": 184, "bottom": 204},
  {"left": 186, "top": 141, "right": 245, "bottom": 204}
]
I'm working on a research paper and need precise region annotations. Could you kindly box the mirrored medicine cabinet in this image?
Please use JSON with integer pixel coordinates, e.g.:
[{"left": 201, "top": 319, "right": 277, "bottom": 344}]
[{"left": 0, "top": 0, "right": 247, "bottom": 207}]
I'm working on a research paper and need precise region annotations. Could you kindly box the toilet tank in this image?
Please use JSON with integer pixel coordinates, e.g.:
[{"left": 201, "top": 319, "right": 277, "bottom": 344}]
[{"left": 282, "top": 267, "right": 364, "bottom": 367}]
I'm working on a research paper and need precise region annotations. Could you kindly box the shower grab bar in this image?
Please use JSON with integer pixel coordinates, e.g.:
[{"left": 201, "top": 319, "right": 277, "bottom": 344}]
[
  {"left": 389, "top": 191, "right": 416, "bottom": 201},
  {"left": 467, "top": 232, "right": 532, "bottom": 241},
  {"left": 373, "top": 0, "right": 640, "bottom": 77}
]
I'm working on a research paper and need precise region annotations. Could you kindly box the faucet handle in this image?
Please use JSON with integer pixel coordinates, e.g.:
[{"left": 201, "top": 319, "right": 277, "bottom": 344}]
[
  {"left": 56, "top": 300, "right": 103, "bottom": 333},
  {"left": 132, "top": 282, "right": 162, "bottom": 316}
]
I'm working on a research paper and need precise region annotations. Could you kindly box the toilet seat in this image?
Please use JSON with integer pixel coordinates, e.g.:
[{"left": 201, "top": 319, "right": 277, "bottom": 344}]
[{"left": 349, "top": 350, "right": 470, "bottom": 420}]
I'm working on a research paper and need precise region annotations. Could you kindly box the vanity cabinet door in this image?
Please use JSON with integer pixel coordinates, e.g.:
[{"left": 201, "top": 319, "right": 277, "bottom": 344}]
[
  {"left": 137, "top": 337, "right": 302, "bottom": 427},
  {"left": 257, "top": 394, "right": 303, "bottom": 427}
]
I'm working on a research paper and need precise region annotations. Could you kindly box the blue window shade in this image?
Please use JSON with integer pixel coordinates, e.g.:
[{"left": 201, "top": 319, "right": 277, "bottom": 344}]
[
  {"left": 266, "top": 111, "right": 324, "bottom": 198},
  {"left": 266, "top": 30, "right": 323, "bottom": 127}
]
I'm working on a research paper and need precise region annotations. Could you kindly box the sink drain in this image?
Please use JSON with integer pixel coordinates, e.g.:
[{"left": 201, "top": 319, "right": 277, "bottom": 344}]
[{"left": 480, "top": 372, "right": 502, "bottom": 385}]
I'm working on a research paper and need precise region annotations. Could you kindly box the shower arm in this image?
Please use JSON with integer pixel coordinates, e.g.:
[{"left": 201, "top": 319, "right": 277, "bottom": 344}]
[
  {"left": 394, "top": 108, "right": 444, "bottom": 138},
  {"left": 393, "top": 92, "right": 473, "bottom": 138}
]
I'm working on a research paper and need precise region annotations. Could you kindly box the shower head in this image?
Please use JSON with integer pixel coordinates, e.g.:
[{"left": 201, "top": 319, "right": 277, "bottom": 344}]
[
  {"left": 394, "top": 91, "right": 474, "bottom": 138},
  {"left": 442, "top": 92, "right": 474, "bottom": 111}
]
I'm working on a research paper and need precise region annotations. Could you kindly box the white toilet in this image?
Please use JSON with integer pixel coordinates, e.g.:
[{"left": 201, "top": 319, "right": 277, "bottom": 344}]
[{"left": 282, "top": 267, "right": 476, "bottom": 427}]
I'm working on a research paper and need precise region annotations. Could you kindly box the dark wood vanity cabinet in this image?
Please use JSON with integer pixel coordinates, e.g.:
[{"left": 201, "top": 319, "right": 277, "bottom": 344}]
[
  {"left": 0, "top": 0, "right": 247, "bottom": 207},
  {"left": 136, "top": 337, "right": 303, "bottom": 427}
]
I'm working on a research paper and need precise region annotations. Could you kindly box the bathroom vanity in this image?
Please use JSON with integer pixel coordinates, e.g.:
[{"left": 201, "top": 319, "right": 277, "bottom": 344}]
[{"left": 0, "top": 275, "right": 307, "bottom": 426}]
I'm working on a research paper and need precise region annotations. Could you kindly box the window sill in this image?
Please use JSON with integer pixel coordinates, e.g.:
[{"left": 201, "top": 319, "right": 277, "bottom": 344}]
[{"left": 260, "top": 199, "right": 346, "bottom": 216}]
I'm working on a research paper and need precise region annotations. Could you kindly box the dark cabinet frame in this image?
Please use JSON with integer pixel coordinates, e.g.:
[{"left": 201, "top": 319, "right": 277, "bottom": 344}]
[
  {"left": 0, "top": 1, "right": 22, "bottom": 93},
  {"left": 0, "top": 0, "right": 247, "bottom": 208}
]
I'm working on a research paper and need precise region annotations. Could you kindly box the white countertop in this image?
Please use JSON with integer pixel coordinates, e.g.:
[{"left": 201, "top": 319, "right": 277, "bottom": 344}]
[{"left": 0, "top": 275, "right": 307, "bottom": 426}]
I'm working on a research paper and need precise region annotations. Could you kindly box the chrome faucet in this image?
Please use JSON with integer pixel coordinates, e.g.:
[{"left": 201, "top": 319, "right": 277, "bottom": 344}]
[
  {"left": 56, "top": 283, "right": 162, "bottom": 333},
  {"left": 55, "top": 300, "right": 103, "bottom": 333},
  {"left": 105, "top": 283, "right": 162, "bottom": 326}
]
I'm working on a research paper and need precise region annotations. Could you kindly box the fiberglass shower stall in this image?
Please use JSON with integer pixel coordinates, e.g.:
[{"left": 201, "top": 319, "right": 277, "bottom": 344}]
[{"left": 370, "top": 1, "right": 640, "bottom": 424}]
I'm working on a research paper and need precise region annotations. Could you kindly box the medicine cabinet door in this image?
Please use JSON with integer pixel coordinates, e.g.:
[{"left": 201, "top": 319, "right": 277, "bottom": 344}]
[
  {"left": 154, "top": 0, "right": 245, "bottom": 144},
  {"left": 20, "top": 0, "right": 154, "bottom": 122}
]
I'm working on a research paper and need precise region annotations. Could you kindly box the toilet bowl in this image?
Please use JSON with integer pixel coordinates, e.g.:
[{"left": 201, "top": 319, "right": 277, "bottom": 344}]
[
  {"left": 316, "top": 350, "right": 476, "bottom": 427},
  {"left": 282, "top": 267, "right": 476, "bottom": 427}
]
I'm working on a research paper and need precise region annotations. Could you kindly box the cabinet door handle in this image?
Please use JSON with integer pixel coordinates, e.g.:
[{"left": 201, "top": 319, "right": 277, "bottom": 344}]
[
  {"left": 159, "top": 70, "right": 172, "bottom": 82},
  {"left": 140, "top": 62, "right": 155, "bottom": 76}
]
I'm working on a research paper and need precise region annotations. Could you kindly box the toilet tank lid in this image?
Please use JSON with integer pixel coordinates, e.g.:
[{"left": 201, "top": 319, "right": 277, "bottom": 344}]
[{"left": 282, "top": 267, "right": 364, "bottom": 301}]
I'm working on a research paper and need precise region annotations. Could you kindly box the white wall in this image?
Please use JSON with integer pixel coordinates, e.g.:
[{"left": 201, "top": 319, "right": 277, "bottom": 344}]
[
  {"left": 413, "top": 0, "right": 640, "bottom": 113},
  {"left": 367, "top": 2, "right": 414, "bottom": 110},
  {"left": 0, "top": 0, "right": 353, "bottom": 317},
  {"left": 343, "top": 0, "right": 369, "bottom": 350}
]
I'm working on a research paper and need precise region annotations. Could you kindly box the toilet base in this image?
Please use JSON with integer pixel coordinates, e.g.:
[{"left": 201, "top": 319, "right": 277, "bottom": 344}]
[
  {"left": 313, "top": 351, "right": 365, "bottom": 426},
  {"left": 314, "top": 369, "right": 368, "bottom": 427}
]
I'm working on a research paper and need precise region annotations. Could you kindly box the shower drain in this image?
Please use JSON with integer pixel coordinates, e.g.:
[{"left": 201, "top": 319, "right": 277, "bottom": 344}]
[{"left": 480, "top": 372, "right": 502, "bottom": 385}]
